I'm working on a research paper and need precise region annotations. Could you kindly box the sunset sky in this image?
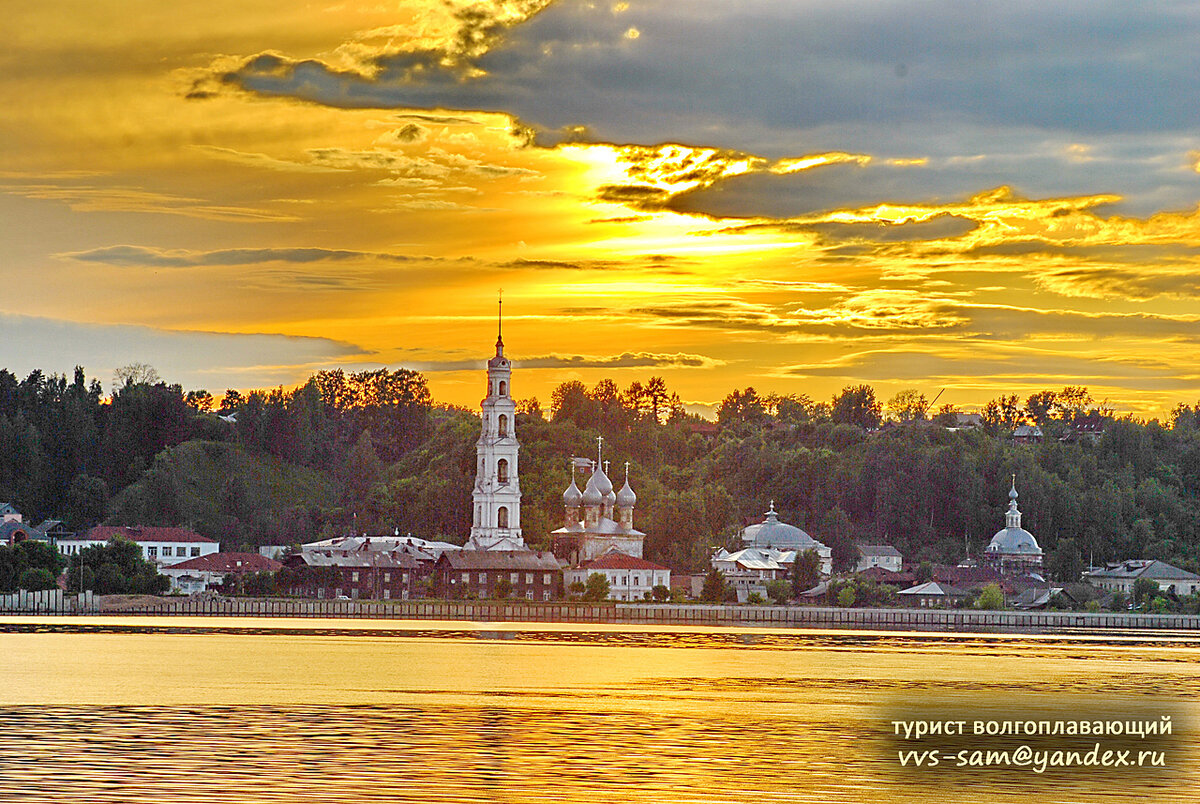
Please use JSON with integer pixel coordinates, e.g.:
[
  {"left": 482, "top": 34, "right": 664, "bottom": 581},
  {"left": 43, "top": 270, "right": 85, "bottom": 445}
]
[{"left": 5, "top": 1, "right": 1200, "bottom": 417}]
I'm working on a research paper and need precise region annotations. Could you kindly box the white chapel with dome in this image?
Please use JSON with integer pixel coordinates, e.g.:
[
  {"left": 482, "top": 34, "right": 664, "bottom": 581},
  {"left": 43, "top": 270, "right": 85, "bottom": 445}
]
[{"left": 982, "top": 477, "right": 1044, "bottom": 575}]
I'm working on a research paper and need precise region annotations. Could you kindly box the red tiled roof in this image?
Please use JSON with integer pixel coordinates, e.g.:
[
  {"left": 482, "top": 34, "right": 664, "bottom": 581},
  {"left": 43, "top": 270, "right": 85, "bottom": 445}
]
[
  {"left": 166, "top": 552, "right": 281, "bottom": 573},
  {"left": 84, "top": 526, "right": 217, "bottom": 544},
  {"left": 580, "top": 552, "right": 670, "bottom": 571},
  {"left": 931, "top": 564, "right": 1001, "bottom": 588},
  {"left": 857, "top": 566, "right": 914, "bottom": 584}
]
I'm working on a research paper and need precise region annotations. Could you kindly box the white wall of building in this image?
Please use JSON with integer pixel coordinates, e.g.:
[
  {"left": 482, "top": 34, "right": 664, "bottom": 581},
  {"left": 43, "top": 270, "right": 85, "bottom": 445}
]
[{"left": 565, "top": 567, "right": 670, "bottom": 602}]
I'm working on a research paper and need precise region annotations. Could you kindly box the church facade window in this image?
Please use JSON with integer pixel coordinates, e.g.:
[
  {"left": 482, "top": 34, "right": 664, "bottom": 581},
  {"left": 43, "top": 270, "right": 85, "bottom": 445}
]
[
  {"left": 498, "top": 380, "right": 507, "bottom": 397},
  {"left": 498, "top": 414, "right": 508, "bottom": 437},
  {"left": 497, "top": 459, "right": 509, "bottom": 483},
  {"left": 498, "top": 507, "right": 509, "bottom": 528}
]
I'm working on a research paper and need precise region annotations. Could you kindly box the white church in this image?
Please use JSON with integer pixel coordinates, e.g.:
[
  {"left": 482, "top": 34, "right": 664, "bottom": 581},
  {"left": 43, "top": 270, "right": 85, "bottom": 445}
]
[
  {"left": 551, "top": 447, "right": 646, "bottom": 565},
  {"left": 460, "top": 301, "right": 669, "bottom": 598},
  {"left": 466, "top": 304, "right": 527, "bottom": 552}
]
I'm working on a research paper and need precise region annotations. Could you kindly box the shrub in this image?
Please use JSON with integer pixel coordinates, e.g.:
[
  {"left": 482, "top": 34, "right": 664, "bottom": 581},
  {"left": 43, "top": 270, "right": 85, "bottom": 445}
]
[{"left": 976, "top": 584, "right": 1005, "bottom": 610}]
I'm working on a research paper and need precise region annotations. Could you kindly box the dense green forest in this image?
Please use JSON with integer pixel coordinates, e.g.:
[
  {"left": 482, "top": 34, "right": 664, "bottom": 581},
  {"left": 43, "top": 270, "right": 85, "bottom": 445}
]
[{"left": 4, "top": 365, "right": 1200, "bottom": 578}]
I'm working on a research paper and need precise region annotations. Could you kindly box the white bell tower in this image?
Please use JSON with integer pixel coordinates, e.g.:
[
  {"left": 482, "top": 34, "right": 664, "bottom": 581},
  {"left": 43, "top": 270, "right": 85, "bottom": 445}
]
[{"left": 467, "top": 294, "right": 524, "bottom": 550}]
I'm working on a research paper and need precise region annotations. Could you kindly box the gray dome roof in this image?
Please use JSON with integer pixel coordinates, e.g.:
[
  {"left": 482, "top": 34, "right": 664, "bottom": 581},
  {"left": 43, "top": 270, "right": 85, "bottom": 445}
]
[
  {"left": 581, "top": 472, "right": 603, "bottom": 506},
  {"left": 987, "top": 527, "right": 1042, "bottom": 555},
  {"left": 593, "top": 467, "right": 613, "bottom": 496},
  {"left": 741, "top": 506, "right": 823, "bottom": 551},
  {"left": 616, "top": 479, "right": 637, "bottom": 507},
  {"left": 562, "top": 479, "right": 582, "bottom": 507}
]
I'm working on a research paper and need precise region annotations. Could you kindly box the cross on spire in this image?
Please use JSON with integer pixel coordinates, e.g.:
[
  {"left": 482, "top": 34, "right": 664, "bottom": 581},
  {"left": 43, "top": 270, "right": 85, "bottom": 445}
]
[
  {"left": 624, "top": 460, "right": 630, "bottom": 480},
  {"left": 496, "top": 289, "right": 504, "bottom": 351},
  {"left": 604, "top": 460, "right": 610, "bottom": 475},
  {"left": 596, "top": 435, "right": 604, "bottom": 466}
]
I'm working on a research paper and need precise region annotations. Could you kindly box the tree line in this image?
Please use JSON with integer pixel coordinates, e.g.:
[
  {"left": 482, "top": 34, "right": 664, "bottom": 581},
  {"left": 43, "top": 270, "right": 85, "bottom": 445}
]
[{"left": 5, "top": 365, "right": 1200, "bottom": 581}]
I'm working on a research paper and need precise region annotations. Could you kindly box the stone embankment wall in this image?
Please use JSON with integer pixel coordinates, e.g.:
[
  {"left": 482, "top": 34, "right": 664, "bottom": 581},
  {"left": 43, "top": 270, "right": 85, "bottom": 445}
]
[{"left": 4, "top": 595, "right": 1195, "bottom": 633}]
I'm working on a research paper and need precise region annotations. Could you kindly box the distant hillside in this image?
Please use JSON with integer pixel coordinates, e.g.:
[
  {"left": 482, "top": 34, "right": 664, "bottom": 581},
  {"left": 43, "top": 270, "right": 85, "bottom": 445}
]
[{"left": 108, "top": 440, "right": 336, "bottom": 549}]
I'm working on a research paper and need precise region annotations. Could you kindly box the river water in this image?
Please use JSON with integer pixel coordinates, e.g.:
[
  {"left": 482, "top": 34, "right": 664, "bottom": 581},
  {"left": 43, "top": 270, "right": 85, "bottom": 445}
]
[{"left": 1, "top": 617, "right": 1197, "bottom": 802}]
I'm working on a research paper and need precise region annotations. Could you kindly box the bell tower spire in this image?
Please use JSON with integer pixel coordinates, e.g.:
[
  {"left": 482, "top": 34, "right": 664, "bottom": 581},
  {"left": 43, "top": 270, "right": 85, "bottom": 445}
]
[
  {"left": 468, "top": 294, "right": 522, "bottom": 550},
  {"left": 1005, "top": 475, "right": 1022, "bottom": 529},
  {"left": 496, "top": 289, "right": 504, "bottom": 355}
]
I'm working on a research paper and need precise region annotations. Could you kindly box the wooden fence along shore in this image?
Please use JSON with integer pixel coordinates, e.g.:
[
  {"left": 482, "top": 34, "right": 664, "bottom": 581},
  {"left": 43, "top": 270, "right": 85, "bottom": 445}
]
[{"left": 4, "top": 593, "right": 1200, "bottom": 633}]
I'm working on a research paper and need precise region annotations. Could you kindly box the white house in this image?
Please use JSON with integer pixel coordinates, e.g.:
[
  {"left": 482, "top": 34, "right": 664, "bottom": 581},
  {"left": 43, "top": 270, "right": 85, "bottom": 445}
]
[
  {"left": 57, "top": 526, "right": 219, "bottom": 567},
  {"left": 564, "top": 550, "right": 670, "bottom": 602},
  {"left": 856, "top": 544, "right": 903, "bottom": 573},
  {"left": 1083, "top": 560, "right": 1200, "bottom": 597}
]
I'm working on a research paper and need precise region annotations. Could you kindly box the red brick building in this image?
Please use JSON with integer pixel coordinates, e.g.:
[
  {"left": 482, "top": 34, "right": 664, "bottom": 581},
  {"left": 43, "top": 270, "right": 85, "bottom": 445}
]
[
  {"left": 435, "top": 550, "right": 562, "bottom": 600},
  {"left": 282, "top": 549, "right": 426, "bottom": 600}
]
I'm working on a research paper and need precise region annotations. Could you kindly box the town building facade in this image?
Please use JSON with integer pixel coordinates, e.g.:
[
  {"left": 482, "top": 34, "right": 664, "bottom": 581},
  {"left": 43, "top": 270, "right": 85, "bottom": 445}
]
[
  {"left": 58, "top": 526, "right": 219, "bottom": 567},
  {"left": 855, "top": 544, "right": 902, "bottom": 573},
  {"left": 1083, "top": 560, "right": 1200, "bottom": 597},
  {"left": 283, "top": 547, "right": 425, "bottom": 600},
  {"left": 564, "top": 551, "right": 670, "bottom": 601},
  {"left": 162, "top": 552, "right": 282, "bottom": 594},
  {"left": 435, "top": 550, "right": 561, "bottom": 600}
]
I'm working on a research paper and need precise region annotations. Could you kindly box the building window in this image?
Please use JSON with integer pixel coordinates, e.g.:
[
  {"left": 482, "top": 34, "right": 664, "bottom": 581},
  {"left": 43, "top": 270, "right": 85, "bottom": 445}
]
[
  {"left": 498, "top": 381, "right": 507, "bottom": 397},
  {"left": 479, "top": 572, "right": 487, "bottom": 584},
  {"left": 525, "top": 590, "right": 533, "bottom": 600},
  {"left": 498, "top": 415, "right": 508, "bottom": 438},
  {"left": 351, "top": 572, "right": 359, "bottom": 582},
  {"left": 525, "top": 573, "right": 533, "bottom": 585},
  {"left": 402, "top": 573, "right": 409, "bottom": 583},
  {"left": 383, "top": 589, "right": 391, "bottom": 599},
  {"left": 497, "top": 506, "right": 509, "bottom": 528},
  {"left": 510, "top": 572, "right": 519, "bottom": 584},
  {"left": 543, "top": 573, "right": 551, "bottom": 584},
  {"left": 191, "top": 547, "right": 200, "bottom": 556},
  {"left": 497, "top": 459, "right": 509, "bottom": 484},
  {"left": 177, "top": 546, "right": 187, "bottom": 556},
  {"left": 462, "top": 572, "right": 470, "bottom": 583},
  {"left": 383, "top": 573, "right": 391, "bottom": 583},
  {"left": 543, "top": 591, "right": 551, "bottom": 601},
  {"left": 147, "top": 547, "right": 157, "bottom": 558}
]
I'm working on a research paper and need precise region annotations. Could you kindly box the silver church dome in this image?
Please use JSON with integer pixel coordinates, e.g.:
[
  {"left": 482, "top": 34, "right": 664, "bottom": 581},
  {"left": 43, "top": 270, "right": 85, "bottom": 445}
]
[{"left": 741, "top": 503, "right": 822, "bottom": 551}]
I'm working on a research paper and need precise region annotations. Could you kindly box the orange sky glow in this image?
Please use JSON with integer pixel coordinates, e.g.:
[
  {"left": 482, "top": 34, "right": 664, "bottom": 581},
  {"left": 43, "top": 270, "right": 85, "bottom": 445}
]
[{"left": 4, "top": 1, "right": 1200, "bottom": 418}]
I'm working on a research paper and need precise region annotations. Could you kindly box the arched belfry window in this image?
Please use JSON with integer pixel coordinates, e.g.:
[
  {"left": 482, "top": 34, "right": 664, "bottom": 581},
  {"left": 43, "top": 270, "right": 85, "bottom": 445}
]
[
  {"left": 498, "top": 380, "right": 507, "bottom": 397},
  {"left": 498, "top": 414, "right": 508, "bottom": 438},
  {"left": 498, "top": 507, "right": 509, "bottom": 528},
  {"left": 497, "top": 458, "right": 509, "bottom": 483}
]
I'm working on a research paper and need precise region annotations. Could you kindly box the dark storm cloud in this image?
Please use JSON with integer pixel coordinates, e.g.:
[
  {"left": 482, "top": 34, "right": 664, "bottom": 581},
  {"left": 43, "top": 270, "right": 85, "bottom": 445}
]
[
  {"left": 193, "top": 1, "right": 1200, "bottom": 217},
  {"left": 199, "top": 1, "right": 1200, "bottom": 140}
]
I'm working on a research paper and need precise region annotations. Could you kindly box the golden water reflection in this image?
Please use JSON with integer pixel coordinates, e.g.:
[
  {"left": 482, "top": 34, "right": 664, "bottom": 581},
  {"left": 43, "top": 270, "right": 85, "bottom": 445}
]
[{"left": 1, "top": 618, "right": 1197, "bottom": 802}]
